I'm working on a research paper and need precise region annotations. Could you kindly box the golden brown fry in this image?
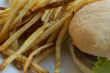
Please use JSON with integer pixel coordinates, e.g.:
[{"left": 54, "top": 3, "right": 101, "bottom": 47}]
[
  {"left": 0, "top": 13, "right": 9, "bottom": 18},
  {"left": 0, "top": 23, "right": 51, "bottom": 70},
  {"left": 55, "top": 16, "right": 72, "bottom": 73},
  {"left": 9, "top": 30, "right": 19, "bottom": 51},
  {"left": 0, "top": 8, "right": 10, "bottom": 15},
  {"left": 12, "top": 0, "right": 39, "bottom": 26},
  {"left": 46, "top": 30, "right": 58, "bottom": 43},
  {"left": 87, "top": 0, "right": 99, "bottom": 4},
  {"left": 24, "top": 44, "right": 52, "bottom": 73},
  {"left": 44, "top": 0, "right": 73, "bottom": 9},
  {"left": 34, "top": 46, "right": 55, "bottom": 63},
  {"left": 0, "top": 12, "right": 43, "bottom": 51},
  {"left": 41, "top": 10, "right": 49, "bottom": 22},
  {"left": 0, "top": 0, "right": 28, "bottom": 43},
  {"left": 31, "top": 0, "right": 51, "bottom": 12},
  {"left": 0, "top": 17, "right": 7, "bottom": 25},
  {"left": 9, "top": 0, "right": 18, "bottom": 9}
]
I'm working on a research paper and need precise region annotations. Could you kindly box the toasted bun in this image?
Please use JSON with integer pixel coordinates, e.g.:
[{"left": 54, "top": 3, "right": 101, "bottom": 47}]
[{"left": 69, "top": 0, "right": 110, "bottom": 59}]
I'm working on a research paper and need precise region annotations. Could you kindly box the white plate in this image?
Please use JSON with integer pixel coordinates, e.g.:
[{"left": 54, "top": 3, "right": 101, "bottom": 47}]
[{"left": 0, "top": 0, "right": 82, "bottom": 73}]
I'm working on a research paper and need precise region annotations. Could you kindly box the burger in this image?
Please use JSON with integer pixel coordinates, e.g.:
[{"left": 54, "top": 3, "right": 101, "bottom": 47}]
[{"left": 69, "top": 0, "right": 110, "bottom": 73}]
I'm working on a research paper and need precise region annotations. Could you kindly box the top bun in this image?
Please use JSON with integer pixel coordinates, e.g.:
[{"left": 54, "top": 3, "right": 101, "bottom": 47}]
[{"left": 69, "top": 0, "right": 110, "bottom": 59}]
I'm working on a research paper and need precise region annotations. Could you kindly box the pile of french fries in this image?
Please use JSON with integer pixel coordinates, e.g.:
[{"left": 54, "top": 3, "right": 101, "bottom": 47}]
[{"left": 0, "top": 0, "right": 98, "bottom": 73}]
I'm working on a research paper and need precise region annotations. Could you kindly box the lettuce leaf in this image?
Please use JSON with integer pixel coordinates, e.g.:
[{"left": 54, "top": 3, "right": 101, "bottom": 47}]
[{"left": 92, "top": 58, "right": 110, "bottom": 73}]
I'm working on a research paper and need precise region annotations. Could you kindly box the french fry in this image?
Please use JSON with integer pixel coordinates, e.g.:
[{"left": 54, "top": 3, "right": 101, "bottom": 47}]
[
  {"left": 12, "top": 0, "right": 40, "bottom": 26},
  {"left": 24, "top": 43, "right": 52, "bottom": 73},
  {"left": 46, "top": 30, "right": 58, "bottom": 43},
  {"left": 34, "top": 46, "right": 55, "bottom": 63},
  {"left": 0, "top": 13, "right": 9, "bottom": 18},
  {"left": 55, "top": 16, "right": 72, "bottom": 73},
  {"left": 87, "top": 0, "right": 99, "bottom": 4},
  {"left": 0, "top": 0, "right": 28, "bottom": 43},
  {"left": 9, "top": 0, "right": 18, "bottom": 10},
  {"left": 0, "top": 17, "right": 7, "bottom": 25},
  {"left": 0, "top": 8, "right": 10, "bottom": 15},
  {"left": 9, "top": 30, "right": 19, "bottom": 51},
  {"left": 0, "top": 12, "right": 43, "bottom": 51},
  {"left": 41, "top": 10, "right": 50, "bottom": 22},
  {"left": 0, "top": 22, "right": 51, "bottom": 70},
  {"left": 44, "top": 0, "right": 74, "bottom": 9},
  {"left": 31, "top": 0, "right": 51, "bottom": 12}
]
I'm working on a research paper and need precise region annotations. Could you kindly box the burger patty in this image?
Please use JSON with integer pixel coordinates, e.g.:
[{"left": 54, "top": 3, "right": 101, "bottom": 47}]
[{"left": 74, "top": 47, "right": 98, "bottom": 68}]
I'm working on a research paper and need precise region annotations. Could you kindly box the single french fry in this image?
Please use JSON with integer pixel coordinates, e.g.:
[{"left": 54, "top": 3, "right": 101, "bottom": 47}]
[
  {"left": 9, "top": 30, "right": 19, "bottom": 51},
  {"left": 46, "top": 30, "right": 58, "bottom": 43},
  {"left": 0, "top": 12, "right": 43, "bottom": 52},
  {"left": 31, "top": 0, "right": 51, "bottom": 12},
  {"left": 0, "top": 0, "right": 28, "bottom": 43},
  {"left": 12, "top": 0, "right": 39, "bottom": 26},
  {"left": 24, "top": 44, "right": 52, "bottom": 73},
  {"left": 55, "top": 16, "right": 72, "bottom": 73},
  {"left": 44, "top": 0, "right": 73, "bottom": 9},
  {"left": 0, "top": 17, "right": 7, "bottom": 25},
  {"left": 87, "top": 0, "right": 99, "bottom": 4},
  {"left": 0, "top": 8, "right": 10, "bottom": 15},
  {"left": 9, "top": 0, "right": 18, "bottom": 10},
  {"left": 0, "top": 13, "right": 9, "bottom": 19},
  {"left": 0, "top": 23, "right": 51, "bottom": 70},
  {"left": 34, "top": 46, "right": 55, "bottom": 63},
  {"left": 23, "top": 45, "right": 39, "bottom": 56}
]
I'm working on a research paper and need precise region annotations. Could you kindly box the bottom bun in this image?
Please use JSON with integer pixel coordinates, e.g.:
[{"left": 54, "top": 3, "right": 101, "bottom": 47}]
[{"left": 69, "top": 43, "right": 94, "bottom": 73}]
